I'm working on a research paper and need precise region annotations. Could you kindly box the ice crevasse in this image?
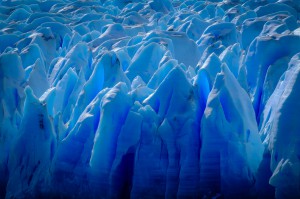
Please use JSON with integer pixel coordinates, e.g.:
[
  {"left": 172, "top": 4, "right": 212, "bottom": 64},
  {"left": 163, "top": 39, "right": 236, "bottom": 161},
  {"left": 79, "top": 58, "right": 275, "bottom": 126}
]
[{"left": 0, "top": 0, "right": 300, "bottom": 198}]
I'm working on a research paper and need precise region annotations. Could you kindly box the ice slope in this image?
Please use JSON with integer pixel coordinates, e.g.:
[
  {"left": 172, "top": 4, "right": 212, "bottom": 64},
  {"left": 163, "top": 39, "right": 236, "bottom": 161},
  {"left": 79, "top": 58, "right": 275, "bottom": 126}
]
[{"left": 0, "top": 0, "right": 300, "bottom": 198}]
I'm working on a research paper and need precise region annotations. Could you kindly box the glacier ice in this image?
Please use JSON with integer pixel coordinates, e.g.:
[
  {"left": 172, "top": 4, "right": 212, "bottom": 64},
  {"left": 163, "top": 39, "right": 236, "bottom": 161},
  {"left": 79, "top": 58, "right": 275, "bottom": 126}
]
[{"left": 0, "top": 0, "right": 300, "bottom": 198}]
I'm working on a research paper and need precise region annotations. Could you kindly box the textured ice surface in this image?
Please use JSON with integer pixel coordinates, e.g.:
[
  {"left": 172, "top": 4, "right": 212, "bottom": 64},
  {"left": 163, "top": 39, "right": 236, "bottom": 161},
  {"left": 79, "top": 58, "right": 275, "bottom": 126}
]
[{"left": 0, "top": 0, "right": 300, "bottom": 198}]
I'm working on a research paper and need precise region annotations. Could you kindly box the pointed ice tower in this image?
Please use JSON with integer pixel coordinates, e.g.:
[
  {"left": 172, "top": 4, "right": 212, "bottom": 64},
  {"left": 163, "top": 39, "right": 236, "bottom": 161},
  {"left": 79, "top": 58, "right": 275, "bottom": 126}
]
[
  {"left": 136, "top": 66, "right": 200, "bottom": 198},
  {"left": 6, "top": 87, "right": 56, "bottom": 198},
  {"left": 200, "top": 64, "right": 263, "bottom": 197}
]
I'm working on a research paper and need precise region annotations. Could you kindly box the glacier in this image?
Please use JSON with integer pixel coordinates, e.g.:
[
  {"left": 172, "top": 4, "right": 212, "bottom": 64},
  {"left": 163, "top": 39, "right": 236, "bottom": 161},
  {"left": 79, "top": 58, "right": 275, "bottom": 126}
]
[{"left": 0, "top": 0, "right": 300, "bottom": 198}]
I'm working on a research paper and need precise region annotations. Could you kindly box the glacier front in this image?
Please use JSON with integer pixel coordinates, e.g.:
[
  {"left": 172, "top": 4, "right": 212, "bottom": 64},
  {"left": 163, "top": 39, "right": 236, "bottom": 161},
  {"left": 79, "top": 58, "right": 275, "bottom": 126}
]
[{"left": 0, "top": 0, "right": 300, "bottom": 198}]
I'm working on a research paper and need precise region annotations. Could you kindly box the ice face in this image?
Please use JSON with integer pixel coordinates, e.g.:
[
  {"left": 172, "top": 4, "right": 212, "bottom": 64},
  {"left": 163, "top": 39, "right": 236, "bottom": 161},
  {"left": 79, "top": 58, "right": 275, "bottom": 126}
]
[
  {"left": 0, "top": 0, "right": 299, "bottom": 198},
  {"left": 258, "top": 53, "right": 300, "bottom": 198}
]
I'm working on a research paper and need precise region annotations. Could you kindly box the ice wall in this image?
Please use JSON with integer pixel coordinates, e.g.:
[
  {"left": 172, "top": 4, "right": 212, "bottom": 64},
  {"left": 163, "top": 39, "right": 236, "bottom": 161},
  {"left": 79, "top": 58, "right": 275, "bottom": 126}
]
[{"left": 0, "top": 0, "right": 300, "bottom": 198}]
